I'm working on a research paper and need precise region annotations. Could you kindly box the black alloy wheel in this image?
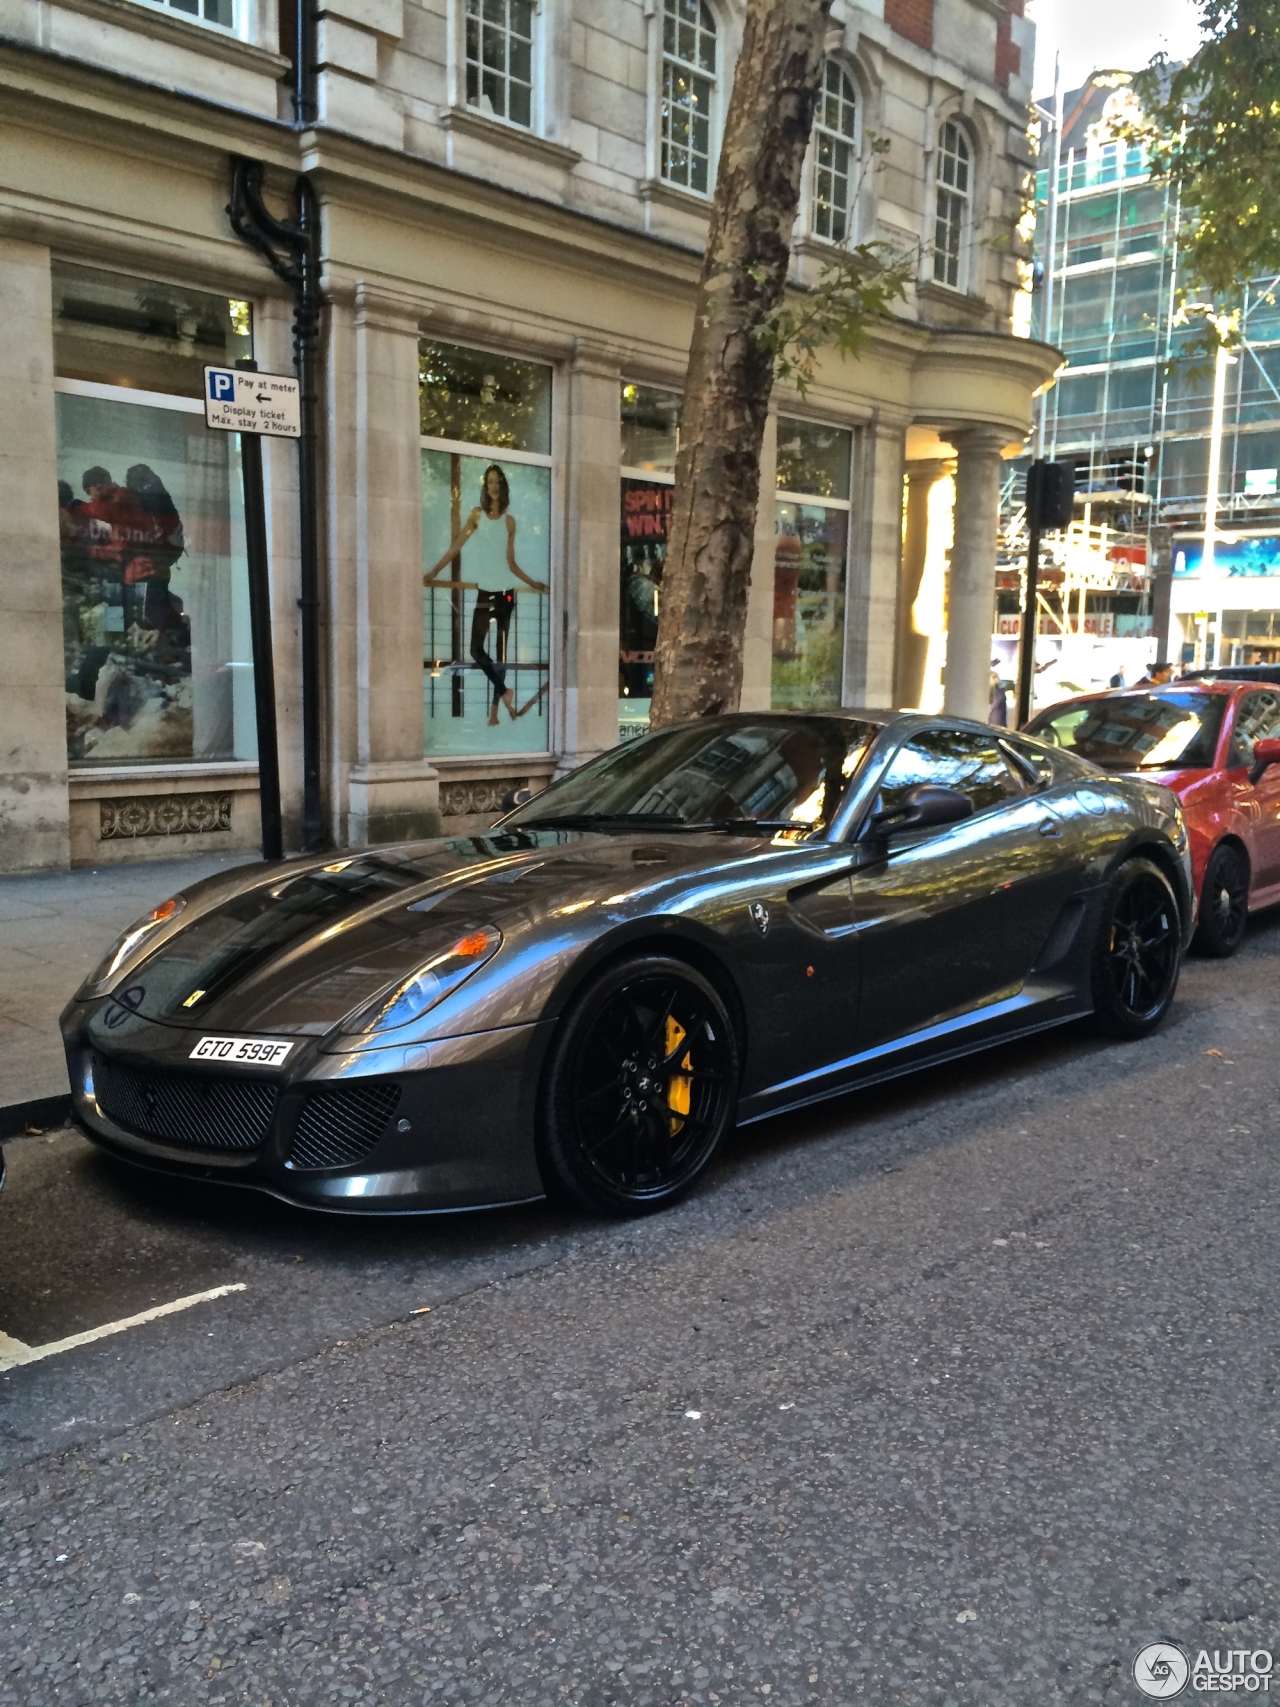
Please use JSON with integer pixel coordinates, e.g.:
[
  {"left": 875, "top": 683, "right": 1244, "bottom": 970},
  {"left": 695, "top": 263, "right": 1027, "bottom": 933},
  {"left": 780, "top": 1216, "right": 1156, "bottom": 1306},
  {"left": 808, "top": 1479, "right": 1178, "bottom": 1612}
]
[
  {"left": 1089, "top": 857, "right": 1182, "bottom": 1039},
  {"left": 540, "top": 955, "right": 739, "bottom": 1216},
  {"left": 1191, "top": 843, "right": 1249, "bottom": 959}
]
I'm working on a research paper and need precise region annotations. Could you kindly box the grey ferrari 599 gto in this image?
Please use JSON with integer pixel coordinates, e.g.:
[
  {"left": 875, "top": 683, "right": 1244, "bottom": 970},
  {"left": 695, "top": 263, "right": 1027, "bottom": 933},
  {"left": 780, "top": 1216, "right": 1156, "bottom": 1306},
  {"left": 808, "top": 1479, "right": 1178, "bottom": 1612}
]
[{"left": 62, "top": 712, "right": 1193, "bottom": 1218}]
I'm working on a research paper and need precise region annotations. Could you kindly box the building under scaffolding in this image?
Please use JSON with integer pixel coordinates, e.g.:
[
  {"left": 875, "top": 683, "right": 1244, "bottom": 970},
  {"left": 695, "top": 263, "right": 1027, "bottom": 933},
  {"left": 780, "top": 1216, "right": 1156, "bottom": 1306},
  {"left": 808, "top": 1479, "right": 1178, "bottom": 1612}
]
[{"left": 1005, "top": 70, "right": 1280, "bottom": 698}]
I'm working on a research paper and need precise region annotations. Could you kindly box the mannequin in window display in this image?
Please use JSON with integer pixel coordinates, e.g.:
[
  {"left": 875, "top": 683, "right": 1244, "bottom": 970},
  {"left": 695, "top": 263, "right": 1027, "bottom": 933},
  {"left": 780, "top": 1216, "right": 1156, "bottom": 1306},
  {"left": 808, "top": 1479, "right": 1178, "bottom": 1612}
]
[
  {"left": 65, "top": 463, "right": 193, "bottom": 760},
  {"left": 425, "top": 463, "right": 548, "bottom": 727}
]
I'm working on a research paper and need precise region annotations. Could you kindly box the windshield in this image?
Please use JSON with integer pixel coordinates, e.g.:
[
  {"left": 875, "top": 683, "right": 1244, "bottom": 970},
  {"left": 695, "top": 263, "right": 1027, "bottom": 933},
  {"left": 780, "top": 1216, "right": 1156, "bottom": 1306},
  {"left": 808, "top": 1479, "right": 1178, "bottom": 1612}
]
[
  {"left": 1025, "top": 692, "right": 1228, "bottom": 772},
  {"left": 504, "top": 717, "right": 881, "bottom": 835}
]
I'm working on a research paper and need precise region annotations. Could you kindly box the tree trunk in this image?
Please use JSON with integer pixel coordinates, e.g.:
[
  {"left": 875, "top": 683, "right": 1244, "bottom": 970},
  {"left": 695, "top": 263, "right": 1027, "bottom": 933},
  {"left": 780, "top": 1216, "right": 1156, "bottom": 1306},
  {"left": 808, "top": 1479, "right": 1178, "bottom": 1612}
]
[{"left": 649, "top": 0, "right": 831, "bottom": 728}]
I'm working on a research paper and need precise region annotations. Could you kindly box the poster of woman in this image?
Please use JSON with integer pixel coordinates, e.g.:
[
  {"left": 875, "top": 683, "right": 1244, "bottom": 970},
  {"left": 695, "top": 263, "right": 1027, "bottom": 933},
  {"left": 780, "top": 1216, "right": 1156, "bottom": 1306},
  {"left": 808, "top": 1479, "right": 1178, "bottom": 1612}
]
[{"left": 422, "top": 454, "right": 552, "bottom": 754}]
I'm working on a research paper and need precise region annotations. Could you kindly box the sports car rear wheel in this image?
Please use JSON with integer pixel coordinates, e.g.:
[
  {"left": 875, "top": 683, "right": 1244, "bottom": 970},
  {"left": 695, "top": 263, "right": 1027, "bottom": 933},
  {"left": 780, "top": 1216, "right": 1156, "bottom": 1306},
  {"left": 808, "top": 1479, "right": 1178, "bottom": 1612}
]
[
  {"left": 1191, "top": 843, "right": 1248, "bottom": 959},
  {"left": 540, "top": 955, "right": 739, "bottom": 1217},
  {"left": 1089, "top": 857, "right": 1181, "bottom": 1039}
]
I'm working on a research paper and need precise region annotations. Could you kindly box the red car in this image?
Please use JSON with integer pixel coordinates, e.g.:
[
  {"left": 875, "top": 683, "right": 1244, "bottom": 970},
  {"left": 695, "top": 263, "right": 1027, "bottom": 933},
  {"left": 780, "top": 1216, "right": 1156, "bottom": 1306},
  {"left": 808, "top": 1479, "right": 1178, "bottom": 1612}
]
[{"left": 1026, "top": 681, "right": 1280, "bottom": 957}]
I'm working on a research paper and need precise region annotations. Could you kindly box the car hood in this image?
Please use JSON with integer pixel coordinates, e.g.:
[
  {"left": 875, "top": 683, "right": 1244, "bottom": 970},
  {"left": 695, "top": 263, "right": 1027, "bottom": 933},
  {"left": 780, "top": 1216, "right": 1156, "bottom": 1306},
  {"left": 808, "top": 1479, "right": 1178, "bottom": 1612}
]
[{"left": 96, "top": 828, "right": 779, "bottom": 1036}]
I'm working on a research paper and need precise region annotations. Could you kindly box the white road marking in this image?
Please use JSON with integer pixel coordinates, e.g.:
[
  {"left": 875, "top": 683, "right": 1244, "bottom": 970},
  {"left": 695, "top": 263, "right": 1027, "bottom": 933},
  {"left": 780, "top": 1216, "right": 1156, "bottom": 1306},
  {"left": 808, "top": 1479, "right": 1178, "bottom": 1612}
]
[{"left": 0, "top": 1283, "right": 247, "bottom": 1373}]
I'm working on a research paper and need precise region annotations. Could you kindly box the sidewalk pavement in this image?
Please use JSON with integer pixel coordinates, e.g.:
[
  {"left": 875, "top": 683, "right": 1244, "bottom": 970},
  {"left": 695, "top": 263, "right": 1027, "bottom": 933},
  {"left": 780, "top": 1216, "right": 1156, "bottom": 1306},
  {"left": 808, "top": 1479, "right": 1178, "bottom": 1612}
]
[{"left": 0, "top": 852, "right": 259, "bottom": 1129}]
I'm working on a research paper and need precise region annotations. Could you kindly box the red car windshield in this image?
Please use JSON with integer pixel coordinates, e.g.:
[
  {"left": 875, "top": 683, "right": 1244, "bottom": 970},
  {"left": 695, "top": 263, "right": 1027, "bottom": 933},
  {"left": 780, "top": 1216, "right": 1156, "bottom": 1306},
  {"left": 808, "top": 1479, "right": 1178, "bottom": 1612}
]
[{"left": 1025, "top": 691, "right": 1228, "bottom": 773}]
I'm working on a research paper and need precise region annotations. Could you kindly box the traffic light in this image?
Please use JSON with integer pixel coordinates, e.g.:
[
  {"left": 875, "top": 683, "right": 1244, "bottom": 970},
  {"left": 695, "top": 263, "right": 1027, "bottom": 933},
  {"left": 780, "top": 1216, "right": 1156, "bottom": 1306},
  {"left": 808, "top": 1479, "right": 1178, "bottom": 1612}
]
[{"left": 1025, "top": 459, "right": 1075, "bottom": 530}]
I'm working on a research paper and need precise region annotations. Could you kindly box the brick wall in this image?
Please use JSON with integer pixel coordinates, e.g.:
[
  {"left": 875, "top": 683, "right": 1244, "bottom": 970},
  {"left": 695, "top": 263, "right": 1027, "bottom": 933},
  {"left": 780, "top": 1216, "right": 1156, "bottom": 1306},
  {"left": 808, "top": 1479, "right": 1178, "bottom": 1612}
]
[
  {"left": 885, "top": 0, "right": 933, "bottom": 53},
  {"left": 994, "top": 0, "right": 1023, "bottom": 91}
]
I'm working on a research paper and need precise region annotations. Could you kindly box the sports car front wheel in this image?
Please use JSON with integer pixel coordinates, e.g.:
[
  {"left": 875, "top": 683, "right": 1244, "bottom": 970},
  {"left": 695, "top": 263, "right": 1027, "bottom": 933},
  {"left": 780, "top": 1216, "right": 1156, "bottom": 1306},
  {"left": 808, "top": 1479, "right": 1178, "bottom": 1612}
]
[
  {"left": 540, "top": 955, "right": 739, "bottom": 1217},
  {"left": 1089, "top": 857, "right": 1181, "bottom": 1040}
]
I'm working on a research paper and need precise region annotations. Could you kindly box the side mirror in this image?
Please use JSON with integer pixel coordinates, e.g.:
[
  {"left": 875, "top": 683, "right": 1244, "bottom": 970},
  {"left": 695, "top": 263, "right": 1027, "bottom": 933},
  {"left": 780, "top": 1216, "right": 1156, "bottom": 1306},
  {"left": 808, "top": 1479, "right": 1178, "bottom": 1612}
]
[
  {"left": 864, "top": 783, "right": 975, "bottom": 841},
  {"left": 501, "top": 786, "right": 535, "bottom": 812},
  {"left": 1249, "top": 737, "right": 1280, "bottom": 785}
]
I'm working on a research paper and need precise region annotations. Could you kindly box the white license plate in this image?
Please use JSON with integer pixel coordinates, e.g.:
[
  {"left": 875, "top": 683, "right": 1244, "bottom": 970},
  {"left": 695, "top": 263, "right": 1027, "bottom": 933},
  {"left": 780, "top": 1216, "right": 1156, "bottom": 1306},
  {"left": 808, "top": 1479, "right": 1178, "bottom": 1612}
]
[{"left": 189, "top": 1035, "right": 294, "bottom": 1067}]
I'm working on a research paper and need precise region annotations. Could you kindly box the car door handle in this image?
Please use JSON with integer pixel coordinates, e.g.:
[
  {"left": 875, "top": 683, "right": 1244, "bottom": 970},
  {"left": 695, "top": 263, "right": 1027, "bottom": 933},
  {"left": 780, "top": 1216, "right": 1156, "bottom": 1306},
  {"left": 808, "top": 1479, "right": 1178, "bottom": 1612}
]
[{"left": 1038, "top": 819, "right": 1063, "bottom": 838}]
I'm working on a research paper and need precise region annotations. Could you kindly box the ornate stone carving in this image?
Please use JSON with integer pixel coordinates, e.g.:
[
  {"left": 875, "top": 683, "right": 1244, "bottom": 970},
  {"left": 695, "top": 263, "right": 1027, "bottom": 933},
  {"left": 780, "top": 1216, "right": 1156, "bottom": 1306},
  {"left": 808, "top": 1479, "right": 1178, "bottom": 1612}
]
[
  {"left": 99, "top": 793, "right": 234, "bottom": 840},
  {"left": 439, "top": 778, "right": 528, "bottom": 819}
]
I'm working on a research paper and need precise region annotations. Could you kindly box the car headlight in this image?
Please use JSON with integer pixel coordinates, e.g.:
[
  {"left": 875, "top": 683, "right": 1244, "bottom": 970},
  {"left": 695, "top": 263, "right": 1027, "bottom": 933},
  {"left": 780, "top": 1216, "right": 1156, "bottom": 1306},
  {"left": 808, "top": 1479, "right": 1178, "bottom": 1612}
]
[
  {"left": 340, "top": 927, "right": 502, "bottom": 1037},
  {"left": 78, "top": 897, "right": 186, "bottom": 997},
  {"left": 1170, "top": 801, "right": 1189, "bottom": 853}
]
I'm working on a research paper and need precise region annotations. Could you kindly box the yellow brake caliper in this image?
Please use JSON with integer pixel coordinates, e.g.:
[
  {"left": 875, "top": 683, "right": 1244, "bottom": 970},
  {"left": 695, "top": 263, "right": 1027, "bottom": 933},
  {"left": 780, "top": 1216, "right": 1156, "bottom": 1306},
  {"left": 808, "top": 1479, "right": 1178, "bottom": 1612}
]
[{"left": 665, "top": 1014, "right": 692, "bottom": 1134}]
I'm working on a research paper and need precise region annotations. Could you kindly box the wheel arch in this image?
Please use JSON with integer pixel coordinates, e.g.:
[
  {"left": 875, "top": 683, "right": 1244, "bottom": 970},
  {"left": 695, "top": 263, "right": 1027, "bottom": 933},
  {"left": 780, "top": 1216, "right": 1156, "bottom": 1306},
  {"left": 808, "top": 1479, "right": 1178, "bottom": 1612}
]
[
  {"left": 1115, "top": 834, "right": 1194, "bottom": 934},
  {"left": 540, "top": 921, "right": 750, "bottom": 1068},
  {"left": 1203, "top": 832, "right": 1251, "bottom": 897}
]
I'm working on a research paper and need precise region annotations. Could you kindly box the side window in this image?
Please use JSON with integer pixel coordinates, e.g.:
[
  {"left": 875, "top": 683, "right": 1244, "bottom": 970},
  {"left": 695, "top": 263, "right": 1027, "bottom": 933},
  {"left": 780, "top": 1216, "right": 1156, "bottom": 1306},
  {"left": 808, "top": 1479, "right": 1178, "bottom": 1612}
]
[
  {"left": 1000, "top": 737, "right": 1055, "bottom": 791},
  {"left": 1228, "top": 691, "right": 1280, "bottom": 768},
  {"left": 876, "top": 728, "right": 1025, "bottom": 819}
]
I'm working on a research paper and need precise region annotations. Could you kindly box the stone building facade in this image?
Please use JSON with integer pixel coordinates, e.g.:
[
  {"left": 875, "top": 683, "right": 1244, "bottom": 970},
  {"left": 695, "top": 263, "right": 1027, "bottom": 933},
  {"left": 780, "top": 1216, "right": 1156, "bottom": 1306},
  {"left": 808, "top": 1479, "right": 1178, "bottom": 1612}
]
[{"left": 0, "top": 0, "right": 1057, "bottom": 872}]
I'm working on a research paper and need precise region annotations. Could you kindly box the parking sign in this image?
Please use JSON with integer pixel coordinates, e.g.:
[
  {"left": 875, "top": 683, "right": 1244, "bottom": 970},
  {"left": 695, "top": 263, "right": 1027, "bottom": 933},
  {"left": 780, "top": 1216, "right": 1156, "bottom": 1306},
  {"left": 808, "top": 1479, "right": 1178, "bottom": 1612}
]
[{"left": 204, "top": 366, "right": 301, "bottom": 438}]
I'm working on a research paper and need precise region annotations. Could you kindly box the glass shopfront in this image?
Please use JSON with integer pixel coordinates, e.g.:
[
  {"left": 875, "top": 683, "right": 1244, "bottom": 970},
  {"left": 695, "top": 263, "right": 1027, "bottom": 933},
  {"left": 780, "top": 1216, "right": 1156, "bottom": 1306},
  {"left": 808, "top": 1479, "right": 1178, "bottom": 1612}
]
[
  {"left": 53, "top": 264, "right": 256, "bottom": 766},
  {"left": 772, "top": 417, "right": 853, "bottom": 711},
  {"left": 420, "top": 341, "right": 553, "bottom": 756},
  {"left": 619, "top": 382, "right": 681, "bottom": 740}
]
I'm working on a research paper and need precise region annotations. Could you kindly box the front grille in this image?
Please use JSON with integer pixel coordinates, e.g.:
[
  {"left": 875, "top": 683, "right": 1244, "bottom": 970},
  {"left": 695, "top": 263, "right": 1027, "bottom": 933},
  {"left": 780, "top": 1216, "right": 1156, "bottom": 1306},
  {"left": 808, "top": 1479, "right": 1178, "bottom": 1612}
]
[
  {"left": 287, "top": 1082, "right": 401, "bottom": 1171},
  {"left": 93, "top": 1053, "right": 278, "bottom": 1153}
]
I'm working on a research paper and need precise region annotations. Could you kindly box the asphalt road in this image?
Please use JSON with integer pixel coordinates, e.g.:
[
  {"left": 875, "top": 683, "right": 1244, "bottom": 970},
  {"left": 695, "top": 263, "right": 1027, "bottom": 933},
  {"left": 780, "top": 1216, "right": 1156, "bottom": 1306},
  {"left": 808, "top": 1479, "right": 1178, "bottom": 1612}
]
[{"left": 1, "top": 916, "right": 1278, "bottom": 1705}]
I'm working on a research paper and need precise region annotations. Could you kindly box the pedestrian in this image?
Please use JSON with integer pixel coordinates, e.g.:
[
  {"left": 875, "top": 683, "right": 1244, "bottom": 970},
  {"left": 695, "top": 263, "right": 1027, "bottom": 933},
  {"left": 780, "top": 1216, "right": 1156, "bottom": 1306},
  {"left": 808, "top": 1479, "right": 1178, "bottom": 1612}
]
[
  {"left": 1137, "top": 660, "right": 1174, "bottom": 687},
  {"left": 988, "top": 661, "right": 1008, "bottom": 727}
]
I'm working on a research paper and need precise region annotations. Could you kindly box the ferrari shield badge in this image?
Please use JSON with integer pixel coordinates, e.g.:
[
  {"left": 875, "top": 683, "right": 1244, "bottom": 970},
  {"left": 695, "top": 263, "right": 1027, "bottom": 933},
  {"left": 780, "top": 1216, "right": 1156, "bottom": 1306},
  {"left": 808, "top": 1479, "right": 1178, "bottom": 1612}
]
[{"left": 748, "top": 902, "right": 770, "bottom": 936}]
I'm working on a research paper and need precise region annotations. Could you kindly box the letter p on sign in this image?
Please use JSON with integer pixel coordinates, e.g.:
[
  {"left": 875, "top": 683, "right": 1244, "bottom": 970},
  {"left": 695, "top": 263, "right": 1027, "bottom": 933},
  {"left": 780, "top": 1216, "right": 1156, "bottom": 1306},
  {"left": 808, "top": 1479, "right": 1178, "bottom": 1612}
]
[{"left": 209, "top": 370, "right": 236, "bottom": 402}]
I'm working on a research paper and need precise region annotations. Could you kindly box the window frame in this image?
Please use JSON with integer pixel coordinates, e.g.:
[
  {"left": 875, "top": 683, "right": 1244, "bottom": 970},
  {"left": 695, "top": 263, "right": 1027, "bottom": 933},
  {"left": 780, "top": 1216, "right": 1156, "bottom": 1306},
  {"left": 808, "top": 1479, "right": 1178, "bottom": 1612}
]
[
  {"left": 461, "top": 0, "right": 540, "bottom": 132},
  {"left": 772, "top": 414, "right": 856, "bottom": 716},
  {"left": 128, "top": 0, "right": 248, "bottom": 39},
  {"left": 418, "top": 338, "right": 558, "bottom": 762},
  {"left": 809, "top": 57, "right": 862, "bottom": 247},
  {"left": 657, "top": 0, "right": 721, "bottom": 198},
  {"left": 932, "top": 117, "right": 974, "bottom": 293},
  {"left": 53, "top": 376, "right": 258, "bottom": 772}
]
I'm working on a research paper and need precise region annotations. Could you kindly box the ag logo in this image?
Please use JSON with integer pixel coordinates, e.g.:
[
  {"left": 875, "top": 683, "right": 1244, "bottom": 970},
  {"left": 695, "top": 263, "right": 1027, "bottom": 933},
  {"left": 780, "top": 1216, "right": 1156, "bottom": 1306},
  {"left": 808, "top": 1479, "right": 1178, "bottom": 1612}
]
[
  {"left": 747, "top": 902, "right": 769, "bottom": 936},
  {"left": 1133, "top": 1643, "right": 1190, "bottom": 1699}
]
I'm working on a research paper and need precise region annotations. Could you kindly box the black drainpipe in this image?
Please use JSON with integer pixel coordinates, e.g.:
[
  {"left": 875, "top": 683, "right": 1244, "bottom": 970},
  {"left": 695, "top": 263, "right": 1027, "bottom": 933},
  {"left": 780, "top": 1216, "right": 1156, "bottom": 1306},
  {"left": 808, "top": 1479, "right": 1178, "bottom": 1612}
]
[
  {"left": 227, "top": 159, "right": 325, "bottom": 854},
  {"left": 290, "top": 0, "right": 317, "bottom": 126}
]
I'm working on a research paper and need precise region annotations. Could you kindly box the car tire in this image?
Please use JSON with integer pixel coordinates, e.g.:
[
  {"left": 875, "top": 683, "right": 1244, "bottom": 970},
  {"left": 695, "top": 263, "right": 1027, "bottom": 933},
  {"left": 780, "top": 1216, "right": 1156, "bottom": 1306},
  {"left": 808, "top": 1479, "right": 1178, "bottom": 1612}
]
[
  {"left": 1191, "top": 843, "right": 1249, "bottom": 959},
  {"left": 1089, "top": 857, "right": 1182, "bottom": 1040},
  {"left": 539, "top": 954, "right": 739, "bottom": 1217}
]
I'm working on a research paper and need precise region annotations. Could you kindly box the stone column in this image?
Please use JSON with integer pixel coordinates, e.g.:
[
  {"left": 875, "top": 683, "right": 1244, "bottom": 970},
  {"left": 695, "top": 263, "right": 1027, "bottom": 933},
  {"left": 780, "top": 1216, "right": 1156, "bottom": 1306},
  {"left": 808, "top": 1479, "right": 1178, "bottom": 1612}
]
[
  {"left": 896, "top": 458, "right": 952, "bottom": 710},
  {"left": 558, "top": 339, "right": 622, "bottom": 769},
  {"left": 0, "top": 239, "right": 69, "bottom": 872},
  {"left": 347, "top": 285, "right": 439, "bottom": 844},
  {"left": 845, "top": 411, "right": 908, "bottom": 709},
  {"left": 942, "top": 426, "right": 1006, "bottom": 722},
  {"left": 740, "top": 407, "right": 777, "bottom": 712}
]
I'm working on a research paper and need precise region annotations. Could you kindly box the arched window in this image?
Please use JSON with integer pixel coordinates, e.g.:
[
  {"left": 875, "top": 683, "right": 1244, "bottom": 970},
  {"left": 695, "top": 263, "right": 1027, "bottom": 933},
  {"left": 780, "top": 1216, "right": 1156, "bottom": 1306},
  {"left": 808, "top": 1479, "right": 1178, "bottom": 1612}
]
[
  {"left": 933, "top": 120, "right": 972, "bottom": 289},
  {"left": 661, "top": 0, "right": 718, "bottom": 194},
  {"left": 811, "top": 59, "right": 859, "bottom": 243},
  {"left": 465, "top": 0, "right": 536, "bottom": 129}
]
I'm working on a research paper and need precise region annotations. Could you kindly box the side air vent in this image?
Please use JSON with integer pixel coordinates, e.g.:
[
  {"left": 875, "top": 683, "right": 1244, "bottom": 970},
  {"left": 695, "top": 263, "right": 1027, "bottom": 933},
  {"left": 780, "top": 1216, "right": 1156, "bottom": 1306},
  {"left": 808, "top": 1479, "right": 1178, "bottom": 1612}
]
[
  {"left": 93, "top": 1054, "right": 277, "bottom": 1152},
  {"left": 287, "top": 1082, "right": 402, "bottom": 1171}
]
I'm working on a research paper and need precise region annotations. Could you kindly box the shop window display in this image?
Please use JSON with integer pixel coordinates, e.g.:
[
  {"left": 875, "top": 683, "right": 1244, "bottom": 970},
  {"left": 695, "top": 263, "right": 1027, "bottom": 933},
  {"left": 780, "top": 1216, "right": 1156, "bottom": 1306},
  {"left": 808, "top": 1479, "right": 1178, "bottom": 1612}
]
[
  {"left": 772, "top": 418, "right": 853, "bottom": 712},
  {"left": 420, "top": 341, "right": 553, "bottom": 756},
  {"left": 619, "top": 384, "right": 682, "bottom": 740},
  {"left": 53, "top": 265, "right": 256, "bottom": 766}
]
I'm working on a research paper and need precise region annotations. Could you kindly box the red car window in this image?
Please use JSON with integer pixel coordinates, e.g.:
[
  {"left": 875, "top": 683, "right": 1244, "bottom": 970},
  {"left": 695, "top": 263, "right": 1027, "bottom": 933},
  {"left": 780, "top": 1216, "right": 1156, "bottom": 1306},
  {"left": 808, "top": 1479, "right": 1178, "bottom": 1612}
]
[
  {"left": 1026, "top": 691, "right": 1228, "bottom": 772},
  {"left": 1226, "top": 690, "right": 1280, "bottom": 769}
]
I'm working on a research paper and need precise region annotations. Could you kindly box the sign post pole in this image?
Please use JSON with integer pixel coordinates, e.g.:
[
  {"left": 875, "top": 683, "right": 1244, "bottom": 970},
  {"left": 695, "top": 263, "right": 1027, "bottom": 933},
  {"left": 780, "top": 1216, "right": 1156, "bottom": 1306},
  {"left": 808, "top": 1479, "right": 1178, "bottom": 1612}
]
[
  {"left": 206, "top": 361, "right": 300, "bottom": 861},
  {"left": 1018, "top": 459, "right": 1075, "bottom": 727},
  {"left": 234, "top": 362, "right": 283, "bottom": 861}
]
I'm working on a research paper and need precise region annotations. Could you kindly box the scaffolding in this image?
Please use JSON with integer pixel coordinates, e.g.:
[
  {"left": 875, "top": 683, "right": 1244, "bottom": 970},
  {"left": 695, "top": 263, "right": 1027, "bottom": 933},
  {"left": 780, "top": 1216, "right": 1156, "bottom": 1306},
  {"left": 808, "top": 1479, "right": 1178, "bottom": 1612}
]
[{"left": 1007, "top": 78, "right": 1280, "bottom": 673}]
